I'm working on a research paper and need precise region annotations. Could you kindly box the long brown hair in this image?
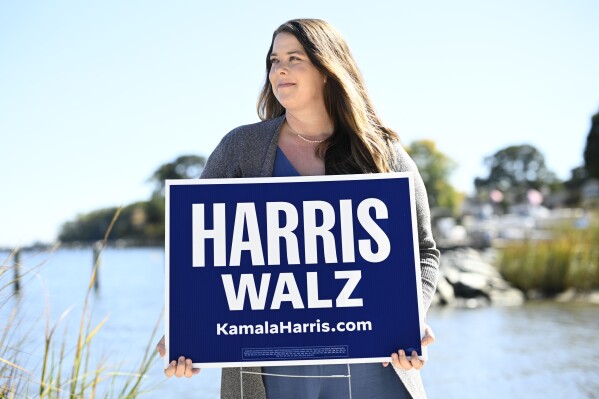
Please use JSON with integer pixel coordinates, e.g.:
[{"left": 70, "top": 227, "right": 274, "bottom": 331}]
[{"left": 257, "top": 19, "right": 399, "bottom": 174}]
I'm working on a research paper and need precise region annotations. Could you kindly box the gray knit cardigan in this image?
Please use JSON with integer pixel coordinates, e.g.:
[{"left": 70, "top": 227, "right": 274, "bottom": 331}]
[{"left": 200, "top": 115, "right": 440, "bottom": 399}]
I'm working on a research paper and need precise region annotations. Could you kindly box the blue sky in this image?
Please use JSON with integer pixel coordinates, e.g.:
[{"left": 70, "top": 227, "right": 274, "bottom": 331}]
[{"left": 1, "top": 0, "right": 598, "bottom": 247}]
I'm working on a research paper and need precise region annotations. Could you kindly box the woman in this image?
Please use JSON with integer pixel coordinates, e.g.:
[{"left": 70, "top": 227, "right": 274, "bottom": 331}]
[{"left": 157, "top": 19, "right": 439, "bottom": 399}]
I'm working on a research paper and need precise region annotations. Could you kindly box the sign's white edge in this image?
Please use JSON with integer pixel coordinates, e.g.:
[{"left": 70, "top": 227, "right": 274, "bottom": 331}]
[
  {"left": 193, "top": 357, "right": 394, "bottom": 369},
  {"left": 164, "top": 180, "right": 171, "bottom": 370},
  {"left": 165, "top": 172, "right": 426, "bottom": 368},
  {"left": 407, "top": 173, "right": 428, "bottom": 362},
  {"left": 166, "top": 172, "right": 414, "bottom": 186}
]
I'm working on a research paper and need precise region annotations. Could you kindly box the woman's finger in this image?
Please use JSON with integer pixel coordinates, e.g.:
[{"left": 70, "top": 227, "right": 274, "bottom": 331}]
[
  {"left": 175, "top": 356, "right": 186, "bottom": 378},
  {"left": 164, "top": 360, "right": 176, "bottom": 377},
  {"left": 398, "top": 350, "right": 412, "bottom": 370},
  {"left": 422, "top": 325, "right": 435, "bottom": 346},
  {"left": 184, "top": 359, "right": 193, "bottom": 378},
  {"left": 391, "top": 350, "right": 412, "bottom": 370},
  {"left": 409, "top": 350, "right": 425, "bottom": 370},
  {"left": 156, "top": 336, "right": 166, "bottom": 357},
  {"left": 382, "top": 361, "right": 389, "bottom": 367}
]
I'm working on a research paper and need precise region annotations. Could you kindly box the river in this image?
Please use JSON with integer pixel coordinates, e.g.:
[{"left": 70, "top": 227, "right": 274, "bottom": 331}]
[{"left": 1, "top": 248, "right": 597, "bottom": 398}]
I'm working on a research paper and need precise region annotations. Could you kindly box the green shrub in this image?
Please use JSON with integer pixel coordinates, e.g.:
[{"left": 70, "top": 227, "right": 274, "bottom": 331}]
[{"left": 498, "top": 223, "right": 599, "bottom": 296}]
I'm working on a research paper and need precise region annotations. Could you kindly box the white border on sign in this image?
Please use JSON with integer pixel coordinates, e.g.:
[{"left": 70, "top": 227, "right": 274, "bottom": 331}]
[
  {"left": 164, "top": 176, "right": 171, "bottom": 370},
  {"left": 164, "top": 172, "right": 426, "bottom": 369}
]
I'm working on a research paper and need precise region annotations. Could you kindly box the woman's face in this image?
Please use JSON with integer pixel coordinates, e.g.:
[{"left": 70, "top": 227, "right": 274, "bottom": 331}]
[{"left": 268, "top": 33, "right": 326, "bottom": 113}]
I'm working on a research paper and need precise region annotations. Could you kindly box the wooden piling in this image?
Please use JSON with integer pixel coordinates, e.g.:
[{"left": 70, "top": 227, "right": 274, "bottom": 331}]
[
  {"left": 13, "top": 248, "right": 21, "bottom": 293},
  {"left": 92, "top": 241, "right": 102, "bottom": 291}
]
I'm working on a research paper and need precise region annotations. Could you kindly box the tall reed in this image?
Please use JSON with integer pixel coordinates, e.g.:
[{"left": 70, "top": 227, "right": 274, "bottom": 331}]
[
  {"left": 498, "top": 221, "right": 599, "bottom": 296},
  {"left": 1, "top": 207, "right": 160, "bottom": 398}
]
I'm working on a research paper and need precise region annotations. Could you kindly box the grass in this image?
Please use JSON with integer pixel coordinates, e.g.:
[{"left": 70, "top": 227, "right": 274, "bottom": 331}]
[
  {"left": 497, "top": 220, "right": 599, "bottom": 297},
  {"left": 0, "top": 207, "right": 160, "bottom": 398}
]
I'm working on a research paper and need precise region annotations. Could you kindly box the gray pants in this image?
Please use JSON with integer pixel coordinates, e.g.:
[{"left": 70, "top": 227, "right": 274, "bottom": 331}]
[{"left": 263, "top": 363, "right": 411, "bottom": 399}]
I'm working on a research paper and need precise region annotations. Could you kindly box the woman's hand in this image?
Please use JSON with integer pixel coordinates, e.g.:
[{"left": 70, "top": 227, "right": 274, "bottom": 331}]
[
  {"left": 156, "top": 335, "right": 201, "bottom": 378},
  {"left": 382, "top": 323, "right": 435, "bottom": 370}
]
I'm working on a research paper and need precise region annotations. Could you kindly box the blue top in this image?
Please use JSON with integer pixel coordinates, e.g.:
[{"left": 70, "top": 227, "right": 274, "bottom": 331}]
[{"left": 273, "top": 147, "right": 301, "bottom": 177}]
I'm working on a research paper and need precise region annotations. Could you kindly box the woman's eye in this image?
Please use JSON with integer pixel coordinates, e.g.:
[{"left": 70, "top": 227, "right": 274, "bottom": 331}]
[{"left": 270, "top": 59, "right": 278, "bottom": 64}]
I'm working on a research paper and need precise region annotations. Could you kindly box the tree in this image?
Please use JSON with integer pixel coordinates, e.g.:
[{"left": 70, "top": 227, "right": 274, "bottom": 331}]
[
  {"left": 405, "top": 140, "right": 461, "bottom": 214},
  {"left": 58, "top": 200, "right": 165, "bottom": 244},
  {"left": 583, "top": 111, "right": 599, "bottom": 179},
  {"left": 59, "top": 155, "right": 206, "bottom": 244},
  {"left": 59, "top": 207, "right": 121, "bottom": 242},
  {"left": 148, "top": 155, "right": 206, "bottom": 196},
  {"left": 475, "top": 144, "right": 557, "bottom": 204},
  {"left": 563, "top": 166, "right": 589, "bottom": 207}
]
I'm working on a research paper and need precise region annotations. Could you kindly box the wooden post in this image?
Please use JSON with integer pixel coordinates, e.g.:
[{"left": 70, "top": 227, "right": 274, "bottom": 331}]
[
  {"left": 92, "top": 241, "right": 102, "bottom": 291},
  {"left": 13, "top": 248, "right": 21, "bottom": 293}
]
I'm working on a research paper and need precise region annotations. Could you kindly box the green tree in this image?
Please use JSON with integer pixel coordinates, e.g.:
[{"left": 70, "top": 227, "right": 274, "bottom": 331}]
[
  {"left": 583, "top": 111, "right": 599, "bottom": 179},
  {"left": 59, "top": 155, "right": 205, "bottom": 244},
  {"left": 406, "top": 140, "right": 461, "bottom": 214},
  {"left": 59, "top": 207, "right": 120, "bottom": 242},
  {"left": 58, "top": 201, "right": 165, "bottom": 244},
  {"left": 148, "top": 155, "right": 206, "bottom": 196},
  {"left": 474, "top": 144, "right": 557, "bottom": 204},
  {"left": 563, "top": 166, "right": 589, "bottom": 207}
]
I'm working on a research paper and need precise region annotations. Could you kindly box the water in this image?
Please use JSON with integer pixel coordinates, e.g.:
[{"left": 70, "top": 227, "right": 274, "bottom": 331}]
[
  {"left": 422, "top": 303, "right": 599, "bottom": 398},
  {"left": 1, "top": 248, "right": 598, "bottom": 398},
  {"left": 1, "top": 248, "right": 221, "bottom": 398}
]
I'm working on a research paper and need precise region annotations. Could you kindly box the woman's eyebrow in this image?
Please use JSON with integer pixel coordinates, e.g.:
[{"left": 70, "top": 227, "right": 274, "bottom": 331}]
[{"left": 270, "top": 50, "right": 306, "bottom": 57}]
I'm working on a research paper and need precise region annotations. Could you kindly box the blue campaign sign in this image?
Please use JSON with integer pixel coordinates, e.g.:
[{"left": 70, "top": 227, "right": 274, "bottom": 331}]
[{"left": 165, "top": 173, "right": 426, "bottom": 368}]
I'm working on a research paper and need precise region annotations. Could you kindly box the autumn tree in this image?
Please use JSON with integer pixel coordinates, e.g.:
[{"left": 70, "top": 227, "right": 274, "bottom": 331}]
[{"left": 406, "top": 140, "right": 461, "bottom": 214}]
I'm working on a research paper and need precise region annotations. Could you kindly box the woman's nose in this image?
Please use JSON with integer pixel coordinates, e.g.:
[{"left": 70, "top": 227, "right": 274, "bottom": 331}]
[{"left": 273, "top": 62, "right": 288, "bottom": 75}]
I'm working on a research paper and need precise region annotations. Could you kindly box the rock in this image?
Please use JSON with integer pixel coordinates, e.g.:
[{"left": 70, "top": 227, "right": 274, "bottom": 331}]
[
  {"left": 488, "top": 276, "right": 511, "bottom": 290},
  {"left": 586, "top": 291, "right": 599, "bottom": 304},
  {"left": 556, "top": 288, "right": 577, "bottom": 302},
  {"left": 431, "top": 292, "right": 443, "bottom": 307},
  {"left": 452, "top": 281, "right": 490, "bottom": 300},
  {"left": 455, "top": 272, "right": 489, "bottom": 292},
  {"left": 435, "top": 276, "right": 455, "bottom": 305},
  {"left": 489, "top": 287, "right": 525, "bottom": 306},
  {"left": 435, "top": 248, "right": 525, "bottom": 307},
  {"left": 441, "top": 265, "right": 461, "bottom": 285},
  {"left": 555, "top": 289, "right": 599, "bottom": 304},
  {"left": 454, "top": 297, "right": 491, "bottom": 308}
]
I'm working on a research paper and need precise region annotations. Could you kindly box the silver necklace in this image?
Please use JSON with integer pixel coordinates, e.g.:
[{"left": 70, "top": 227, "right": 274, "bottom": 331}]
[{"left": 286, "top": 122, "right": 329, "bottom": 144}]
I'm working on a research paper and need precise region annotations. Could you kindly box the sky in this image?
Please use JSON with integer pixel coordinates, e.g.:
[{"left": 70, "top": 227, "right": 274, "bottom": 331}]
[{"left": 1, "top": 0, "right": 598, "bottom": 247}]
